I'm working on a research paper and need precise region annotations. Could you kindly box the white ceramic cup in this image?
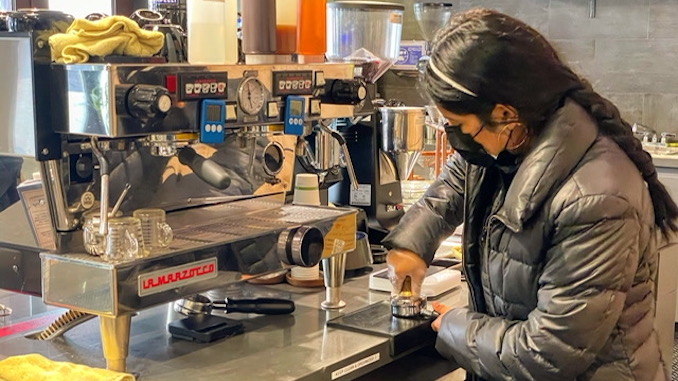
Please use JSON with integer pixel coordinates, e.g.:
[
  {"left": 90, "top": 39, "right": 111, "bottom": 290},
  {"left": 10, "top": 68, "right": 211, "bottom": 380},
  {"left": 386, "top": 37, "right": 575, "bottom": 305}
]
[{"left": 293, "top": 173, "right": 321, "bottom": 206}]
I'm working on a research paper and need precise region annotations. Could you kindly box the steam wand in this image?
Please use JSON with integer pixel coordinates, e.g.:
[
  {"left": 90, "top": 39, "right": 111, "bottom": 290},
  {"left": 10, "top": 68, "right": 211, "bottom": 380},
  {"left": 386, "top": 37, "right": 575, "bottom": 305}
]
[
  {"left": 317, "top": 119, "right": 359, "bottom": 191},
  {"left": 90, "top": 137, "right": 110, "bottom": 237},
  {"left": 110, "top": 183, "right": 131, "bottom": 217}
]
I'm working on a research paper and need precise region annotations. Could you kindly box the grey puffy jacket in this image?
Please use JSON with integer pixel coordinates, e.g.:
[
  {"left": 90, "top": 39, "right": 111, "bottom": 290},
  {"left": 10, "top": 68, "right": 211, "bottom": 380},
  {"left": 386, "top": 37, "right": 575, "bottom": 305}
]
[{"left": 383, "top": 100, "right": 669, "bottom": 381}]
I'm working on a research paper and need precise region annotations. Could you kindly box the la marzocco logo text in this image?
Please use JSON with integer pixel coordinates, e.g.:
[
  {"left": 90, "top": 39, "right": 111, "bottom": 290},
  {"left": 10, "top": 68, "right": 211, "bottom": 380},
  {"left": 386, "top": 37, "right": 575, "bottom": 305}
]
[{"left": 138, "top": 258, "right": 218, "bottom": 296}]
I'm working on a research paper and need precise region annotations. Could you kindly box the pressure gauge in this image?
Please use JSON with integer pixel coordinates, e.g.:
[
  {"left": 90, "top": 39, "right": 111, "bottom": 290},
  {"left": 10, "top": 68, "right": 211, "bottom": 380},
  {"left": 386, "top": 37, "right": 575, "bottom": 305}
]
[{"left": 237, "top": 76, "right": 266, "bottom": 115}]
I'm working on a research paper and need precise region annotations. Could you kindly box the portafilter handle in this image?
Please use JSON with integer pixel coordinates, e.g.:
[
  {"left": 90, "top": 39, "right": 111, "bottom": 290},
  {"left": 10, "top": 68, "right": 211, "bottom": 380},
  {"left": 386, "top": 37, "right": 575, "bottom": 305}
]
[
  {"left": 178, "top": 147, "right": 232, "bottom": 189},
  {"left": 213, "top": 298, "right": 296, "bottom": 315}
]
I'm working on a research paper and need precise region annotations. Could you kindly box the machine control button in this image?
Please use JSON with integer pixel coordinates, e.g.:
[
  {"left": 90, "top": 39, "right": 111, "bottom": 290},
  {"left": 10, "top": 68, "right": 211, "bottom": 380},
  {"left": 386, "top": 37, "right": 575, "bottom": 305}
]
[
  {"left": 267, "top": 101, "right": 280, "bottom": 118},
  {"left": 272, "top": 70, "right": 314, "bottom": 96},
  {"left": 315, "top": 71, "right": 325, "bottom": 87},
  {"left": 81, "top": 192, "right": 96, "bottom": 210},
  {"left": 357, "top": 86, "right": 367, "bottom": 101},
  {"left": 309, "top": 98, "right": 321, "bottom": 116},
  {"left": 225, "top": 103, "right": 237, "bottom": 121},
  {"left": 157, "top": 94, "right": 172, "bottom": 113}
]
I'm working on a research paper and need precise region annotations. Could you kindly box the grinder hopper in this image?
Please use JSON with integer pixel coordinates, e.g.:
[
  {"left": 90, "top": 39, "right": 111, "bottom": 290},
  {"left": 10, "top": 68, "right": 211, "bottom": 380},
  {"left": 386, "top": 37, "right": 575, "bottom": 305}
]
[{"left": 379, "top": 106, "right": 426, "bottom": 181}]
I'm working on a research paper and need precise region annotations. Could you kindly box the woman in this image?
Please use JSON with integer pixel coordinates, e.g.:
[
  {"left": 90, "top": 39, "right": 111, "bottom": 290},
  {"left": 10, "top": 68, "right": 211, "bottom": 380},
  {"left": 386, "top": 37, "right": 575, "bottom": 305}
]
[{"left": 383, "top": 8, "right": 676, "bottom": 381}]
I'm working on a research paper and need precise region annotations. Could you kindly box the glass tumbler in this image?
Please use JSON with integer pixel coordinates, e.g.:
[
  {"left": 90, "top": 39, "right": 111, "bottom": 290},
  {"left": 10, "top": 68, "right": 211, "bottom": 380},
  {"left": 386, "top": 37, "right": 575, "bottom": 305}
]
[
  {"left": 105, "top": 217, "right": 144, "bottom": 261},
  {"left": 133, "top": 208, "right": 173, "bottom": 251},
  {"left": 82, "top": 210, "right": 121, "bottom": 256}
]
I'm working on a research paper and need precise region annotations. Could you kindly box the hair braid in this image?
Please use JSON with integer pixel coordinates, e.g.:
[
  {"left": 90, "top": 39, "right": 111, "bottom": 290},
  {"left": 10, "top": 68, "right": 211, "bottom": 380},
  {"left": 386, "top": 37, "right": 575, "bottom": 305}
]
[{"left": 569, "top": 81, "right": 678, "bottom": 235}]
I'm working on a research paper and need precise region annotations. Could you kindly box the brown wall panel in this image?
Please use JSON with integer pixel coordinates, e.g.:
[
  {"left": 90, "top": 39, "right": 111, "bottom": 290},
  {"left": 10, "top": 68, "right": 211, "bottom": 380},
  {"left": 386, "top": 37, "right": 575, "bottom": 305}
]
[
  {"left": 15, "top": 0, "right": 48, "bottom": 9},
  {"left": 113, "top": 0, "right": 148, "bottom": 16}
]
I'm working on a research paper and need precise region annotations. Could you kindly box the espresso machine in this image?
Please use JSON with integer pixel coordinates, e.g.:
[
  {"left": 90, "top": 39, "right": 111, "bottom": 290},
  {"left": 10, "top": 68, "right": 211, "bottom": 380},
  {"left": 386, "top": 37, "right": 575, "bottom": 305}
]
[{"left": 0, "top": 26, "right": 367, "bottom": 371}]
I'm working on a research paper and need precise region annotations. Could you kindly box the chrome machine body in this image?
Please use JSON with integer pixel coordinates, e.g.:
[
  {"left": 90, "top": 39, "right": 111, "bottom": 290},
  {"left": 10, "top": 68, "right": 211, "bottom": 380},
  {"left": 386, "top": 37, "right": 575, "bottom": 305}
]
[{"left": 0, "top": 31, "right": 360, "bottom": 371}]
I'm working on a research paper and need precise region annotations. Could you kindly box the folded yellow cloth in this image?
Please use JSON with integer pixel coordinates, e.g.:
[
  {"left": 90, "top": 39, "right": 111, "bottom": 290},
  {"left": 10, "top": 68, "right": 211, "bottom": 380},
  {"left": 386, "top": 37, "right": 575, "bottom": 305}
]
[
  {"left": 49, "top": 16, "right": 164, "bottom": 63},
  {"left": 0, "top": 353, "right": 135, "bottom": 381}
]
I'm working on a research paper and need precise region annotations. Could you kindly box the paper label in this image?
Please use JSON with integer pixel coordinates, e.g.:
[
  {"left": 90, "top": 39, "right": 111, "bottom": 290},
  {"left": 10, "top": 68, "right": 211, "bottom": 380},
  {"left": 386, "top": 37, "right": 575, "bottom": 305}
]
[
  {"left": 389, "top": 13, "right": 403, "bottom": 24},
  {"left": 331, "top": 353, "right": 380, "bottom": 380},
  {"left": 395, "top": 41, "right": 426, "bottom": 68},
  {"left": 350, "top": 184, "right": 371, "bottom": 206}
]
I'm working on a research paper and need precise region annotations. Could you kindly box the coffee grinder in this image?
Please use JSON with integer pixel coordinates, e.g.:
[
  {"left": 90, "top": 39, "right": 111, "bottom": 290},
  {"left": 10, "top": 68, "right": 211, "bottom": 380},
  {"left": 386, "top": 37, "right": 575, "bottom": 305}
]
[{"left": 324, "top": 1, "right": 430, "bottom": 243}]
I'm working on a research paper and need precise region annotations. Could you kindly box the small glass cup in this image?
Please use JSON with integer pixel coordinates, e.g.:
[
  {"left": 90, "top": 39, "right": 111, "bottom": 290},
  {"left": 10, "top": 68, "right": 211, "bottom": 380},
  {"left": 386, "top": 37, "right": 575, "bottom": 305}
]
[
  {"left": 133, "top": 208, "right": 173, "bottom": 251},
  {"left": 105, "top": 217, "right": 144, "bottom": 261},
  {"left": 82, "top": 210, "right": 121, "bottom": 256}
]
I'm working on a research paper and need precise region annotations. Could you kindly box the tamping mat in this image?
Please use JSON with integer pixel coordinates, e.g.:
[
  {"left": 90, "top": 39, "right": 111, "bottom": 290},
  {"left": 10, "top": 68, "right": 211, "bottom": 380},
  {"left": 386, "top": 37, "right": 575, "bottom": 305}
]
[{"left": 327, "top": 300, "right": 437, "bottom": 356}]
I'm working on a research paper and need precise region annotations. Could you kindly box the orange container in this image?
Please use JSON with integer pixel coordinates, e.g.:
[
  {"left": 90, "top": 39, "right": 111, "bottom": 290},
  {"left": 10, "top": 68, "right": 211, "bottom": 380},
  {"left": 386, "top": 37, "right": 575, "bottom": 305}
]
[
  {"left": 297, "top": 0, "right": 326, "bottom": 55},
  {"left": 276, "top": 0, "right": 298, "bottom": 54}
]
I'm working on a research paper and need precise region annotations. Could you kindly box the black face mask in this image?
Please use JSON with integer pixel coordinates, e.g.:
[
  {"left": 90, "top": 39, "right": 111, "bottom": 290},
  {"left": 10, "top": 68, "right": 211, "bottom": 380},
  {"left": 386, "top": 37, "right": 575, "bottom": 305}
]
[
  {"left": 444, "top": 123, "right": 495, "bottom": 167},
  {"left": 444, "top": 123, "right": 521, "bottom": 169}
]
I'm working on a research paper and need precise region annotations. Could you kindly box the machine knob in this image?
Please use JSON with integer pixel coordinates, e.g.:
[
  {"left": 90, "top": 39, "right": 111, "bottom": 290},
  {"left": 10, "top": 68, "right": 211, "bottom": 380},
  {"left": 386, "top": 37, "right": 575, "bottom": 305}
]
[
  {"left": 320, "top": 79, "right": 367, "bottom": 105},
  {"left": 277, "top": 226, "right": 324, "bottom": 267},
  {"left": 126, "top": 84, "right": 172, "bottom": 119}
]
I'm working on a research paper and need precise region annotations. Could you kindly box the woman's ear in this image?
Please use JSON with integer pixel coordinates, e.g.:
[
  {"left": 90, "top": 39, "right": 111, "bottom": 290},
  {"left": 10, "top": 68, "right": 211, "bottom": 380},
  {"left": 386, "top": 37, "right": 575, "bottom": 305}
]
[{"left": 491, "top": 104, "right": 520, "bottom": 124}]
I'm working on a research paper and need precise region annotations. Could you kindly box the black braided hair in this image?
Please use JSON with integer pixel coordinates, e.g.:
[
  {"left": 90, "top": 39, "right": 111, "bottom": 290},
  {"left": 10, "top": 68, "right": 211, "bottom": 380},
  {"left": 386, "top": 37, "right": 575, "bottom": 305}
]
[{"left": 568, "top": 81, "right": 678, "bottom": 234}]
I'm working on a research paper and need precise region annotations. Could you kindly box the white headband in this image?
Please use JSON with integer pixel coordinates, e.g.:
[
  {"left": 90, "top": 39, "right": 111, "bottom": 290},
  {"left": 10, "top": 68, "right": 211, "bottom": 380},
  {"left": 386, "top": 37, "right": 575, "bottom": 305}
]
[{"left": 427, "top": 59, "right": 478, "bottom": 97}]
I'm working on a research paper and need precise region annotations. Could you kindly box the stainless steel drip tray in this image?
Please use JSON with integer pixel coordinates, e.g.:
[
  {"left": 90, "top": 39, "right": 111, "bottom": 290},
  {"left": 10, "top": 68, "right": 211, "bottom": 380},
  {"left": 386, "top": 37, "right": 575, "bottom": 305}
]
[
  {"left": 40, "top": 199, "right": 356, "bottom": 317},
  {"left": 165, "top": 199, "right": 348, "bottom": 252}
]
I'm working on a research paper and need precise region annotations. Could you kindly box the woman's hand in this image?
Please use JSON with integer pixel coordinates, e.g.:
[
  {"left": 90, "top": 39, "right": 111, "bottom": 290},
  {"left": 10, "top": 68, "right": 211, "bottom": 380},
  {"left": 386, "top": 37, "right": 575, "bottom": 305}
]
[
  {"left": 431, "top": 301, "right": 453, "bottom": 332},
  {"left": 386, "top": 248, "right": 427, "bottom": 296}
]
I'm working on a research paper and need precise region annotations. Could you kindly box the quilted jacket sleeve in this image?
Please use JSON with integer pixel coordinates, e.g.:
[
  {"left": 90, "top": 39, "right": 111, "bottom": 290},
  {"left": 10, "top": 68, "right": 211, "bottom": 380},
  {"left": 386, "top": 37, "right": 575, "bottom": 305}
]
[
  {"left": 381, "top": 152, "right": 466, "bottom": 264},
  {"left": 435, "top": 194, "right": 641, "bottom": 381}
]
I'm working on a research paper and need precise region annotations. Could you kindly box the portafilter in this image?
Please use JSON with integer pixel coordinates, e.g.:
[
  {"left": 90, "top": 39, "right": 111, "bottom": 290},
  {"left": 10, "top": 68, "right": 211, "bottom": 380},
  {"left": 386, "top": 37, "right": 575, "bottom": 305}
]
[{"left": 174, "top": 294, "right": 295, "bottom": 316}]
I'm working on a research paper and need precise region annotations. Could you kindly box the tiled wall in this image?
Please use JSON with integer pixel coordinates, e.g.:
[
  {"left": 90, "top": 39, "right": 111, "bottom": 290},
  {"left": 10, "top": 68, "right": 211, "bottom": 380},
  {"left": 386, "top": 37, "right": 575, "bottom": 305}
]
[{"left": 380, "top": 0, "right": 678, "bottom": 134}]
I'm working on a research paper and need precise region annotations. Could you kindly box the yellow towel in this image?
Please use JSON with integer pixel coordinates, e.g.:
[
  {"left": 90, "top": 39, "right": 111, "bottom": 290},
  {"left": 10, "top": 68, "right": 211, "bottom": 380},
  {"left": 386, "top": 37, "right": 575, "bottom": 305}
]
[
  {"left": 0, "top": 353, "right": 135, "bottom": 381},
  {"left": 49, "top": 16, "right": 164, "bottom": 64}
]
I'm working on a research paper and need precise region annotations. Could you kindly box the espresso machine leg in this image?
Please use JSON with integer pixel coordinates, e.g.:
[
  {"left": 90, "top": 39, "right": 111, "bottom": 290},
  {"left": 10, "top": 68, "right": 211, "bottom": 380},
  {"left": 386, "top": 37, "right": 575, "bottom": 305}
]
[
  {"left": 321, "top": 252, "right": 347, "bottom": 309},
  {"left": 100, "top": 314, "right": 132, "bottom": 372}
]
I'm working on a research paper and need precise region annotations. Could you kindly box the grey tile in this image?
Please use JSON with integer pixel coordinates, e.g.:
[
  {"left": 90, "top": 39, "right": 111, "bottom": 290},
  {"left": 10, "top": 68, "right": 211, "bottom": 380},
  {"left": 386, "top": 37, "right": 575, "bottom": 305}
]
[
  {"left": 460, "top": 0, "right": 550, "bottom": 35},
  {"left": 643, "top": 94, "right": 678, "bottom": 134},
  {"left": 604, "top": 93, "right": 644, "bottom": 126},
  {"left": 649, "top": 0, "right": 678, "bottom": 38},
  {"left": 380, "top": 85, "right": 428, "bottom": 106},
  {"left": 586, "top": 71, "right": 678, "bottom": 94},
  {"left": 549, "top": 0, "right": 649, "bottom": 39},
  {"left": 594, "top": 39, "right": 678, "bottom": 73},
  {"left": 551, "top": 39, "right": 596, "bottom": 77},
  {"left": 552, "top": 39, "right": 596, "bottom": 62}
]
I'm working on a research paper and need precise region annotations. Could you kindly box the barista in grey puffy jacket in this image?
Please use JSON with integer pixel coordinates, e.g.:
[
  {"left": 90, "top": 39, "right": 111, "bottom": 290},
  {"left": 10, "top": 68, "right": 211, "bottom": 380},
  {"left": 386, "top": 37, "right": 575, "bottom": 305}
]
[{"left": 383, "top": 9, "right": 677, "bottom": 381}]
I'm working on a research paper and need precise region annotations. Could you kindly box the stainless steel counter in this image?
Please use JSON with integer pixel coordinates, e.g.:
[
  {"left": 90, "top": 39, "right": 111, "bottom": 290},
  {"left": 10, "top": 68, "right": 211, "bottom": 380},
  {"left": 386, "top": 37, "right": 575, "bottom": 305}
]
[
  {"left": 0, "top": 266, "right": 467, "bottom": 380},
  {"left": 651, "top": 154, "right": 678, "bottom": 169}
]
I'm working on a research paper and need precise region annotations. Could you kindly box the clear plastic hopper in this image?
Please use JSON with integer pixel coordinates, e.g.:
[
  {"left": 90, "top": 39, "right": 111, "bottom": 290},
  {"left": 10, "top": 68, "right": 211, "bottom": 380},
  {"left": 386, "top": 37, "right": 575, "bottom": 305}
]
[{"left": 326, "top": 1, "right": 405, "bottom": 82}]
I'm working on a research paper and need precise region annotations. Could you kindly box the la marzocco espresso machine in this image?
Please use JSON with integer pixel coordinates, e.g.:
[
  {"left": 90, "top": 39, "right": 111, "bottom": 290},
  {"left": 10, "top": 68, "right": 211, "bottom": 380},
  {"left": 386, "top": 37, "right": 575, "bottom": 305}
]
[{"left": 0, "top": 31, "right": 364, "bottom": 372}]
